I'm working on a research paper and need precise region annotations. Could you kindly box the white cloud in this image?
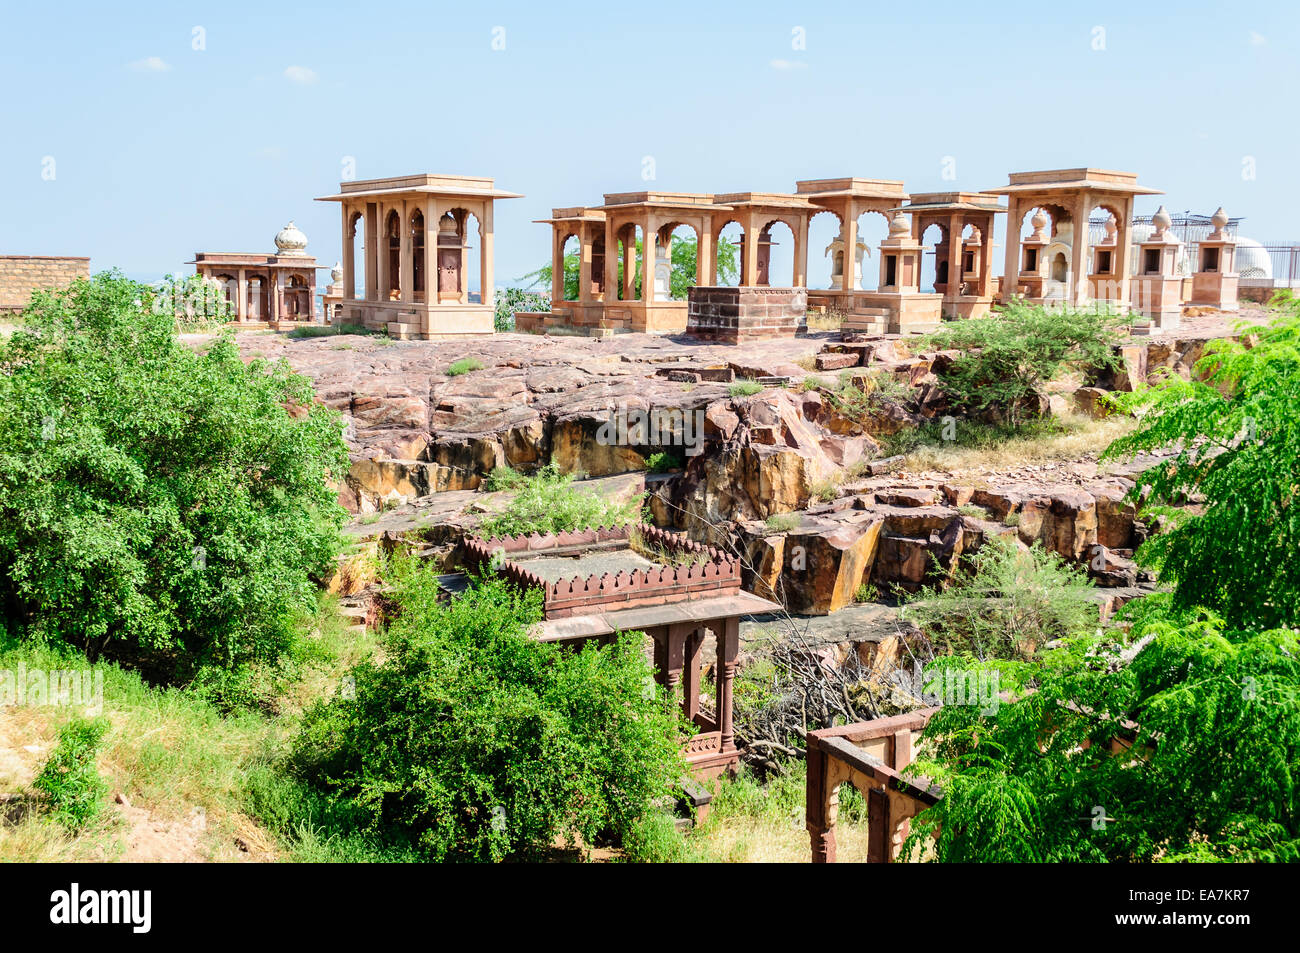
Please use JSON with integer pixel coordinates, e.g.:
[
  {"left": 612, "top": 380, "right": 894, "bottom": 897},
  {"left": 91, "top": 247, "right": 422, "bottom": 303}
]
[
  {"left": 128, "top": 56, "right": 171, "bottom": 73},
  {"left": 1249, "top": 31, "right": 1267, "bottom": 46},
  {"left": 283, "top": 65, "right": 319, "bottom": 85},
  {"left": 769, "top": 59, "right": 808, "bottom": 71}
]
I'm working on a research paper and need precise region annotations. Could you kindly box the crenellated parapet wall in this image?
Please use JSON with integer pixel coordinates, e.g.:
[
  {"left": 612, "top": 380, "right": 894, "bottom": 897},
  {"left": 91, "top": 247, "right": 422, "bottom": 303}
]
[{"left": 461, "top": 522, "right": 740, "bottom": 617}]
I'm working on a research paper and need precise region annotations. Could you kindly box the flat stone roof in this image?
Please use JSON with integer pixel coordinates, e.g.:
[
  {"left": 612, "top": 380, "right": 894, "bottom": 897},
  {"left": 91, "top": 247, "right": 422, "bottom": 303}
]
[
  {"left": 316, "top": 173, "right": 522, "bottom": 201},
  {"left": 512, "top": 546, "right": 664, "bottom": 585},
  {"left": 189, "top": 252, "right": 317, "bottom": 267},
  {"left": 984, "top": 168, "right": 1162, "bottom": 196},
  {"left": 599, "top": 191, "right": 729, "bottom": 211},
  {"left": 795, "top": 177, "right": 909, "bottom": 199},
  {"left": 533, "top": 590, "right": 783, "bottom": 643},
  {"left": 892, "top": 192, "right": 1007, "bottom": 214}
]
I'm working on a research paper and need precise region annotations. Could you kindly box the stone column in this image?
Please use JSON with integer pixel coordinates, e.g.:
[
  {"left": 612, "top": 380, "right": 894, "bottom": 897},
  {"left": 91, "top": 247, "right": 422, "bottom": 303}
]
[
  {"left": 716, "top": 616, "right": 739, "bottom": 751},
  {"left": 867, "top": 787, "right": 893, "bottom": 863},
  {"left": 743, "top": 212, "right": 759, "bottom": 287},
  {"left": 424, "top": 198, "right": 439, "bottom": 317},
  {"left": 806, "top": 744, "right": 837, "bottom": 863},
  {"left": 1114, "top": 195, "right": 1135, "bottom": 313},
  {"left": 578, "top": 227, "right": 593, "bottom": 304},
  {"left": 364, "top": 203, "right": 378, "bottom": 302},
  {"left": 342, "top": 208, "right": 356, "bottom": 300},
  {"left": 236, "top": 268, "right": 247, "bottom": 323},
  {"left": 979, "top": 212, "right": 994, "bottom": 297},
  {"left": 1002, "top": 197, "right": 1022, "bottom": 303},
  {"left": 604, "top": 220, "right": 619, "bottom": 303},
  {"left": 696, "top": 215, "right": 714, "bottom": 287},
  {"left": 642, "top": 216, "right": 657, "bottom": 304},
  {"left": 946, "top": 213, "right": 963, "bottom": 305},
  {"left": 398, "top": 203, "right": 413, "bottom": 304},
  {"left": 272, "top": 270, "right": 284, "bottom": 322},
  {"left": 481, "top": 200, "right": 495, "bottom": 310},
  {"left": 793, "top": 213, "right": 809, "bottom": 288},
  {"left": 1070, "top": 193, "right": 1092, "bottom": 307},
  {"left": 376, "top": 204, "right": 390, "bottom": 303},
  {"left": 551, "top": 228, "right": 565, "bottom": 304},
  {"left": 841, "top": 204, "right": 858, "bottom": 293}
]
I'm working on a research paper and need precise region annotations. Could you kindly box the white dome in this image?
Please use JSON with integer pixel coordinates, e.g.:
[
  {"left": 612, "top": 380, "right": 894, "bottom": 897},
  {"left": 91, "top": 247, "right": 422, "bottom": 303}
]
[
  {"left": 274, "top": 220, "right": 309, "bottom": 256},
  {"left": 330, "top": 261, "right": 343, "bottom": 282}
]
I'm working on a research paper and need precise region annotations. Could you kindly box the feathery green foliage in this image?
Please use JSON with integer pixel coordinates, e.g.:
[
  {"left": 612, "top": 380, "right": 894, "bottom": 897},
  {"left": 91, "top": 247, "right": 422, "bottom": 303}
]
[
  {"left": 904, "top": 607, "right": 1300, "bottom": 862},
  {"left": 1103, "top": 304, "right": 1300, "bottom": 630}
]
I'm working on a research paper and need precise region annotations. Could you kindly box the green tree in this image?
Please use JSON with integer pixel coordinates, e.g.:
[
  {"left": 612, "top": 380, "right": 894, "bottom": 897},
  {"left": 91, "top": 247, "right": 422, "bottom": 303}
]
[
  {"left": 493, "top": 286, "right": 549, "bottom": 333},
  {"left": 0, "top": 272, "right": 350, "bottom": 681},
  {"left": 926, "top": 302, "right": 1129, "bottom": 426},
  {"left": 1103, "top": 303, "right": 1300, "bottom": 630},
  {"left": 904, "top": 606, "right": 1300, "bottom": 862},
  {"left": 291, "top": 563, "right": 687, "bottom": 861},
  {"left": 521, "top": 235, "right": 739, "bottom": 301}
]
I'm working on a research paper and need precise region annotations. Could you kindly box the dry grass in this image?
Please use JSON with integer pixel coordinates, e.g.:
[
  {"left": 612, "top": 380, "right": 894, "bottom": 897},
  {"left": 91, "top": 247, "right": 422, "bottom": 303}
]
[
  {"left": 806, "top": 308, "right": 847, "bottom": 332},
  {"left": 901, "top": 412, "right": 1137, "bottom": 475}
]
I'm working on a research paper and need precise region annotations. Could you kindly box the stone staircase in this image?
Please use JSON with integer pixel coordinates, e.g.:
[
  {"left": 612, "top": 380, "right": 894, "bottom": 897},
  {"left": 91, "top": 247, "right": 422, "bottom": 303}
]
[{"left": 841, "top": 307, "right": 890, "bottom": 335}]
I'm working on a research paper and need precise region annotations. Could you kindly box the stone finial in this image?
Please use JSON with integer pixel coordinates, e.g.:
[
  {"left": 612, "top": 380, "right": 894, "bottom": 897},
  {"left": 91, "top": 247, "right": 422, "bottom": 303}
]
[
  {"left": 888, "top": 212, "right": 911, "bottom": 238},
  {"left": 274, "top": 220, "right": 309, "bottom": 256},
  {"left": 330, "top": 261, "right": 343, "bottom": 283},
  {"left": 1151, "top": 205, "right": 1172, "bottom": 238},
  {"left": 1104, "top": 213, "right": 1118, "bottom": 243},
  {"left": 1029, "top": 208, "right": 1049, "bottom": 242},
  {"left": 438, "top": 212, "right": 458, "bottom": 236},
  {"left": 1209, "top": 206, "right": 1229, "bottom": 240}
]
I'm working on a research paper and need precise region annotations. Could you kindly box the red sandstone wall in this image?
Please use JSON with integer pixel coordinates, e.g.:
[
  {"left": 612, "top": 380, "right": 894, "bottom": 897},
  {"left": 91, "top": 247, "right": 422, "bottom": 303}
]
[{"left": 0, "top": 256, "right": 90, "bottom": 313}]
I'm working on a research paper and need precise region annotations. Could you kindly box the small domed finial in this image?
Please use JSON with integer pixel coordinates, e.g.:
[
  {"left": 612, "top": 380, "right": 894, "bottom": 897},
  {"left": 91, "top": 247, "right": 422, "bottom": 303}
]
[
  {"left": 330, "top": 261, "right": 343, "bottom": 283},
  {"left": 1212, "top": 206, "right": 1229, "bottom": 229},
  {"left": 888, "top": 212, "right": 910, "bottom": 237},
  {"left": 1031, "top": 208, "right": 1048, "bottom": 229},
  {"left": 1152, "top": 205, "right": 1172, "bottom": 236},
  {"left": 274, "top": 220, "right": 309, "bottom": 255}
]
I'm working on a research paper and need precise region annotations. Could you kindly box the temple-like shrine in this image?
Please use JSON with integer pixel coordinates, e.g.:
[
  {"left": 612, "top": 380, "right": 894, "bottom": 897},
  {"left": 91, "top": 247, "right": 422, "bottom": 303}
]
[
  {"left": 458, "top": 523, "right": 781, "bottom": 779},
  {"left": 315, "top": 173, "right": 520, "bottom": 338}
]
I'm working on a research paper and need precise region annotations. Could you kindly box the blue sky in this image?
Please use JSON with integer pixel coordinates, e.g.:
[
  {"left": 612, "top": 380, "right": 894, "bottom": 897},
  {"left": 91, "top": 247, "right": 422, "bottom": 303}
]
[{"left": 1, "top": 0, "right": 1295, "bottom": 289}]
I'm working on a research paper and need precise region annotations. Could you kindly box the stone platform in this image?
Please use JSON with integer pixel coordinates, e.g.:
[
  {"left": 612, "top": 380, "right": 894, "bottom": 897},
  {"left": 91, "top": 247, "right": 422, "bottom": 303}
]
[{"left": 686, "top": 286, "right": 807, "bottom": 343}]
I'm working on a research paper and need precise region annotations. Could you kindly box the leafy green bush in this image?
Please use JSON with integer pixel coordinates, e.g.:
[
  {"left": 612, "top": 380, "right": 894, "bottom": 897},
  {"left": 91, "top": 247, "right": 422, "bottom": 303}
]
[
  {"left": 447, "top": 357, "right": 484, "bottom": 376},
  {"left": 482, "top": 464, "right": 528, "bottom": 492},
  {"left": 926, "top": 301, "right": 1128, "bottom": 426},
  {"left": 290, "top": 564, "right": 686, "bottom": 861},
  {"left": 1104, "top": 304, "right": 1300, "bottom": 630},
  {"left": 32, "top": 717, "right": 110, "bottom": 830},
  {"left": 902, "top": 537, "right": 1098, "bottom": 660},
  {"left": 728, "top": 379, "right": 762, "bottom": 397},
  {"left": 644, "top": 451, "right": 683, "bottom": 473},
  {"left": 905, "top": 607, "right": 1300, "bottom": 862},
  {"left": 478, "top": 464, "right": 643, "bottom": 538},
  {"left": 0, "top": 272, "right": 350, "bottom": 681}
]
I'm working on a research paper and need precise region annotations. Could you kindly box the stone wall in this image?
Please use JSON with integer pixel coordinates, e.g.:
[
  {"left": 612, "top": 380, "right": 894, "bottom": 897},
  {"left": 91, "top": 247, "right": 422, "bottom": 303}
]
[
  {"left": 686, "top": 286, "right": 807, "bottom": 343},
  {"left": 0, "top": 256, "right": 90, "bottom": 313}
]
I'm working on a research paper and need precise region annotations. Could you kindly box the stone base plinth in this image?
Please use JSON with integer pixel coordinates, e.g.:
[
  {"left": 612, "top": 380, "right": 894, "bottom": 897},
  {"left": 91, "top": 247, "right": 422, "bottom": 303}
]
[
  {"left": 685, "top": 286, "right": 807, "bottom": 343},
  {"left": 1190, "top": 272, "right": 1239, "bottom": 311}
]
